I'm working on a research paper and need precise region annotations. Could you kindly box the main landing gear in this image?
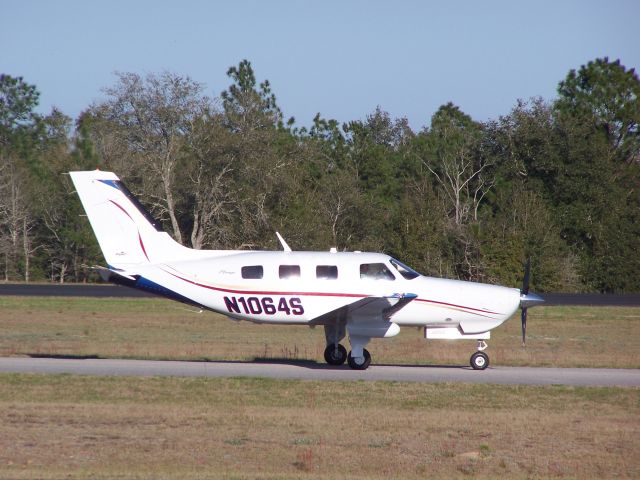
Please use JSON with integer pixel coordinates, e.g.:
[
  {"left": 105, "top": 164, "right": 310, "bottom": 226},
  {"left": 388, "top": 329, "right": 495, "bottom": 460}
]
[
  {"left": 323, "top": 344, "right": 347, "bottom": 366},
  {"left": 347, "top": 348, "right": 371, "bottom": 370},
  {"left": 323, "top": 324, "right": 373, "bottom": 370},
  {"left": 323, "top": 344, "right": 371, "bottom": 370},
  {"left": 323, "top": 318, "right": 384, "bottom": 370},
  {"left": 470, "top": 340, "right": 490, "bottom": 370}
]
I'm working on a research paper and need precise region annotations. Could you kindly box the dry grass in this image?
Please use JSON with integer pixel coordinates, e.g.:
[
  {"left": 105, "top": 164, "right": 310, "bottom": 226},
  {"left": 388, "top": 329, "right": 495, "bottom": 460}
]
[
  {"left": 1, "top": 298, "right": 638, "bottom": 479},
  {"left": 0, "top": 296, "right": 638, "bottom": 368},
  {"left": 0, "top": 374, "right": 638, "bottom": 479}
]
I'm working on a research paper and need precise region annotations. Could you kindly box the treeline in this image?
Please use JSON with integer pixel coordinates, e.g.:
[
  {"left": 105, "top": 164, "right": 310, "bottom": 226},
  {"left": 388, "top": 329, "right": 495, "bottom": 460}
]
[{"left": 0, "top": 58, "right": 638, "bottom": 291}]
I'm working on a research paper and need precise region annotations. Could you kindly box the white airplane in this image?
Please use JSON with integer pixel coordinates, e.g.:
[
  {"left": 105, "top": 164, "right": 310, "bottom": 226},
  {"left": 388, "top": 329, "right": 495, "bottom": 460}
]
[{"left": 69, "top": 170, "right": 544, "bottom": 370}]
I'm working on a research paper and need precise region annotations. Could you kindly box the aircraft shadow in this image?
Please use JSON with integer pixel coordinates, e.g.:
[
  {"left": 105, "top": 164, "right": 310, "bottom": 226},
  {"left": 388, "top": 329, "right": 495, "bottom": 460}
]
[
  {"left": 374, "top": 362, "right": 469, "bottom": 370},
  {"left": 252, "top": 358, "right": 469, "bottom": 370},
  {"left": 28, "top": 353, "right": 101, "bottom": 360},
  {"left": 201, "top": 358, "right": 470, "bottom": 370},
  {"left": 250, "top": 358, "right": 468, "bottom": 370},
  {"left": 25, "top": 354, "right": 469, "bottom": 370}
]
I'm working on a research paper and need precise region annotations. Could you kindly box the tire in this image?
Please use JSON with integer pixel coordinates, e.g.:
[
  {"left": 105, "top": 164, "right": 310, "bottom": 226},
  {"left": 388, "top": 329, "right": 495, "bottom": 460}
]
[
  {"left": 470, "top": 351, "right": 489, "bottom": 370},
  {"left": 347, "top": 349, "right": 371, "bottom": 370},
  {"left": 324, "top": 344, "right": 347, "bottom": 366}
]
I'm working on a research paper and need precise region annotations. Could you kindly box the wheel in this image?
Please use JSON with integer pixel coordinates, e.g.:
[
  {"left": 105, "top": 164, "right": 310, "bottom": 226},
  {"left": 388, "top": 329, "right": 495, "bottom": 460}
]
[
  {"left": 347, "top": 349, "right": 371, "bottom": 370},
  {"left": 324, "top": 344, "right": 347, "bottom": 366},
  {"left": 470, "top": 351, "right": 489, "bottom": 370}
]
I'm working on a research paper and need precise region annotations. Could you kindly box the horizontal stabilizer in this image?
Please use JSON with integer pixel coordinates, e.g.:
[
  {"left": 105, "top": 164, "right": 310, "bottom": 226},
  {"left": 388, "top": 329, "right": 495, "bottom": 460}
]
[{"left": 93, "top": 265, "right": 138, "bottom": 288}]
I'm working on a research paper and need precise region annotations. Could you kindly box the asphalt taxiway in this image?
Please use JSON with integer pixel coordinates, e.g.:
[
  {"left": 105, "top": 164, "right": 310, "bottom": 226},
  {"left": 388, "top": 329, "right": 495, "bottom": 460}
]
[{"left": 0, "top": 357, "right": 638, "bottom": 387}]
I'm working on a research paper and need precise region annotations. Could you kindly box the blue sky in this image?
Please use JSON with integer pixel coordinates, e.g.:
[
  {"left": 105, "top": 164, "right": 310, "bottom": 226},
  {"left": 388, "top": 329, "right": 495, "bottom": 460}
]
[{"left": 2, "top": 0, "right": 638, "bottom": 130}]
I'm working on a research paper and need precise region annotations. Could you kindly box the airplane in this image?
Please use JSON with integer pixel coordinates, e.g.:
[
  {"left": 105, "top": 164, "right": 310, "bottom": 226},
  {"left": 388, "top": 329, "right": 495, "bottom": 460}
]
[{"left": 69, "top": 169, "right": 544, "bottom": 370}]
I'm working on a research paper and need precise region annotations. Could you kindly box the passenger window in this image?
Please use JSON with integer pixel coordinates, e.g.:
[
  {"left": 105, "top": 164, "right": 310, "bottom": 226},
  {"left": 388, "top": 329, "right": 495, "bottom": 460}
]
[
  {"left": 279, "top": 265, "right": 301, "bottom": 279},
  {"left": 360, "top": 263, "right": 395, "bottom": 281},
  {"left": 241, "top": 265, "right": 263, "bottom": 279},
  {"left": 316, "top": 265, "right": 338, "bottom": 279}
]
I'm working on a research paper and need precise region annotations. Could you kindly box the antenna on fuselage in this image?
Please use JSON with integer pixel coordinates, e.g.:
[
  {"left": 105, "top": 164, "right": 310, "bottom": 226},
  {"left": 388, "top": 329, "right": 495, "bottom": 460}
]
[{"left": 275, "top": 231, "right": 292, "bottom": 252}]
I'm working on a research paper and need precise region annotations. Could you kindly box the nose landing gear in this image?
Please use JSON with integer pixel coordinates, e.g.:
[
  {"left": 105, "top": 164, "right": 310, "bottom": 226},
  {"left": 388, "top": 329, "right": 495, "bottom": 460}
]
[{"left": 470, "top": 340, "right": 490, "bottom": 370}]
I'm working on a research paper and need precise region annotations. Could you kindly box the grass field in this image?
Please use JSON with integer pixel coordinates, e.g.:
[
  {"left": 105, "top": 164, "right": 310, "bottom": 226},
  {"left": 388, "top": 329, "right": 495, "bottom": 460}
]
[
  {"left": 0, "top": 296, "right": 638, "bottom": 368},
  {"left": 0, "top": 374, "right": 638, "bottom": 479},
  {"left": 0, "top": 296, "right": 639, "bottom": 478}
]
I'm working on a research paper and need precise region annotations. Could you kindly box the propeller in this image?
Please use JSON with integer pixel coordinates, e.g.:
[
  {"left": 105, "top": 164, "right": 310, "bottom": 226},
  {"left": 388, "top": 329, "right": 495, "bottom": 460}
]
[
  {"left": 519, "top": 258, "right": 544, "bottom": 347},
  {"left": 521, "top": 258, "right": 530, "bottom": 346}
]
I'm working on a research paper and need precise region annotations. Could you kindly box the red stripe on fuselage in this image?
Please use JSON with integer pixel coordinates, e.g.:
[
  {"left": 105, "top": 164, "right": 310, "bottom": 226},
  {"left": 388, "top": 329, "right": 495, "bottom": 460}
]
[
  {"left": 160, "top": 267, "right": 503, "bottom": 318},
  {"left": 414, "top": 298, "right": 501, "bottom": 316}
]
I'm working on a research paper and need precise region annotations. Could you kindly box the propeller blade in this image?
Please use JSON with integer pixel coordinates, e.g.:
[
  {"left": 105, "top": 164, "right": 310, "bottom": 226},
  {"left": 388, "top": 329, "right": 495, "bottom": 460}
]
[
  {"left": 521, "top": 307, "right": 527, "bottom": 347},
  {"left": 522, "top": 258, "right": 531, "bottom": 295},
  {"left": 519, "top": 258, "right": 542, "bottom": 348}
]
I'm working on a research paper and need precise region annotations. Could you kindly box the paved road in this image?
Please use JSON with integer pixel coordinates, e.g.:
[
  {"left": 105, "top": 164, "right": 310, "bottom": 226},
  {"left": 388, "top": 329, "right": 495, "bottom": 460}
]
[
  {"left": 0, "top": 357, "right": 638, "bottom": 387},
  {"left": 0, "top": 283, "right": 154, "bottom": 298},
  {"left": 1, "top": 284, "right": 639, "bottom": 305}
]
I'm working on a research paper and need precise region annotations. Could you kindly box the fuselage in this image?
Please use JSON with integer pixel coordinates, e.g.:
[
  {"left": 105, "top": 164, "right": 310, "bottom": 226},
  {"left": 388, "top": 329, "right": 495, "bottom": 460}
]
[{"left": 131, "top": 250, "right": 521, "bottom": 333}]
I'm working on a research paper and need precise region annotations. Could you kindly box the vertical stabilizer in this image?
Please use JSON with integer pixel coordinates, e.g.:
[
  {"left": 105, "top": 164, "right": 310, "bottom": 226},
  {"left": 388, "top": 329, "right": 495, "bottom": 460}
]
[{"left": 69, "top": 170, "right": 192, "bottom": 268}]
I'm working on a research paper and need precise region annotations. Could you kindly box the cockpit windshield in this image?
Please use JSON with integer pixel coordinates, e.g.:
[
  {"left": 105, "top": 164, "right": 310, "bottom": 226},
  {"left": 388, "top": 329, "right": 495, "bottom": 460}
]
[{"left": 389, "top": 258, "right": 421, "bottom": 280}]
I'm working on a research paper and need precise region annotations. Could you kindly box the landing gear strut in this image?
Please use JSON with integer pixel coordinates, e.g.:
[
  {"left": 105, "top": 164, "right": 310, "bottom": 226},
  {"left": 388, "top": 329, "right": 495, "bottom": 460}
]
[{"left": 470, "top": 340, "right": 489, "bottom": 370}]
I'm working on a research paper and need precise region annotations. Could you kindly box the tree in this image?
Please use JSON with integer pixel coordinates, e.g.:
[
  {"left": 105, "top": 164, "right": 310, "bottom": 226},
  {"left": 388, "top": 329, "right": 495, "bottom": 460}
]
[
  {"left": 0, "top": 154, "right": 31, "bottom": 279},
  {"left": 420, "top": 103, "right": 493, "bottom": 226},
  {"left": 0, "top": 61, "right": 636, "bottom": 291},
  {"left": 0, "top": 75, "right": 45, "bottom": 281},
  {"left": 86, "top": 71, "right": 211, "bottom": 244},
  {"left": 410, "top": 104, "right": 495, "bottom": 280},
  {"left": 0, "top": 74, "right": 42, "bottom": 149},
  {"left": 553, "top": 109, "right": 638, "bottom": 292},
  {"left": 554, "top": 59, "right": 640, "bottom": 291},
  {"left": 343, "top": 107, "right": 412, "bottom": 201},
  {"left": 481, "top": 99, "right": 580, "bottom": 290},
  {"left": 221, "top": 59, "right": 293, "bottom": 133},
  {"left": 215, "top": 60, "right": 302, "bottom": 250},
  {"left": 31, "top": 110, "right": 104, "bottom": 283},
  {"left": 183, "top": 110, "right": 237, "bottom": 249},
  {"left": 557, "top": 57, "right": 640, "bottom": 164}
]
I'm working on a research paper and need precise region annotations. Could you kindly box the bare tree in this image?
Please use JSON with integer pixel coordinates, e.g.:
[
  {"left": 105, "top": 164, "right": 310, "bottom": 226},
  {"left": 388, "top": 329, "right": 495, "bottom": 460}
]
[
  {"left": 87, "top": 72, "right": 211, "bottom": 244},
  {"left": 182, "top": 108, "right": 245, "bottom": 250},
  {"left": 421, "top": 103, "right": 494, "bottom": 227},
  {"left": 0, "top": 154, "right": 34, "bottom": 280}
]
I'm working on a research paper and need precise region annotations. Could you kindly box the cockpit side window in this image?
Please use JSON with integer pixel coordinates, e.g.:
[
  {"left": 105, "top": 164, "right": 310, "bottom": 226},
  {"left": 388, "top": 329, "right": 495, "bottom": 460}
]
[
  {"left": 389, "top": 258, "right": 421, "bottom": 280},
  {"left": 360, "top": 263, "right": 396, "bottom": 281}
]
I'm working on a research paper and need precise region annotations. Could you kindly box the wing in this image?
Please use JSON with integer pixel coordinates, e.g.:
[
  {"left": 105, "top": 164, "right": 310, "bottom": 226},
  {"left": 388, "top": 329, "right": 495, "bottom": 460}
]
[{"left": 310, "top": 293, "right": 417, "bottom": 333}]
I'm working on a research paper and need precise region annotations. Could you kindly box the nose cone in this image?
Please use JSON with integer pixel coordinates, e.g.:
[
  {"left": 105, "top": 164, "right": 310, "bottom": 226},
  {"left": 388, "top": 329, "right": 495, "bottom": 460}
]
[{"left": 520, "top": 292, "right": 545, "bottom": 309}]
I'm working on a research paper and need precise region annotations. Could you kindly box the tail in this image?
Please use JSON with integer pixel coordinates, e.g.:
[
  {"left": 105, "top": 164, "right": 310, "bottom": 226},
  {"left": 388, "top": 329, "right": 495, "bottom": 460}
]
[{"left": 69, "top": 170, "right": 194, "bottom": 268}]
